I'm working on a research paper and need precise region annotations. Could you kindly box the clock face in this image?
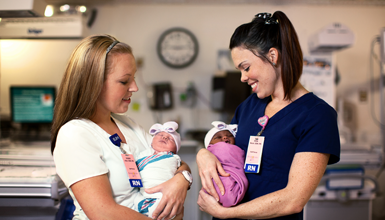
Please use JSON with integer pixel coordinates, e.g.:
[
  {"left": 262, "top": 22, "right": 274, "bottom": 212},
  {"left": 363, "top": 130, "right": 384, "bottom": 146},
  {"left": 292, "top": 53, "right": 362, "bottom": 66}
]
[{"left": 157, "top": 27, "right": 199, "bottom": 69}]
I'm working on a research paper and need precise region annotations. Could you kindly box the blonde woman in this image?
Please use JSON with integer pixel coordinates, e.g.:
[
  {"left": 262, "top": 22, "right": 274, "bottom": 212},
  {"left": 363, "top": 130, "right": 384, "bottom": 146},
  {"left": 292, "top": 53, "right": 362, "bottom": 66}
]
[{"left": 52, "top": 34, "right": 190, "bottom": 220}]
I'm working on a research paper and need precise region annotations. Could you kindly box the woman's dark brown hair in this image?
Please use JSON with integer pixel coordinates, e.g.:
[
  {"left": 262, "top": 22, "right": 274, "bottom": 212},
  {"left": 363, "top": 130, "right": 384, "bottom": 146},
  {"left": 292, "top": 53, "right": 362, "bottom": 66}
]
[{"left": 229, "top": 11, "right": 303, "bottom": 100}]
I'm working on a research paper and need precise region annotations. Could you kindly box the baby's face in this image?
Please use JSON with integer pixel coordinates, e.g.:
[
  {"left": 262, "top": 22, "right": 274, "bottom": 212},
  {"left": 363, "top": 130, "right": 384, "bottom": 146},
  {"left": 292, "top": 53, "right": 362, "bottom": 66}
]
[
  {"left": 210, "top": 130, "right": 235, "bottom": 145},
  {"left": 152, "top": 131, "right": 177, "bottom": 153}
]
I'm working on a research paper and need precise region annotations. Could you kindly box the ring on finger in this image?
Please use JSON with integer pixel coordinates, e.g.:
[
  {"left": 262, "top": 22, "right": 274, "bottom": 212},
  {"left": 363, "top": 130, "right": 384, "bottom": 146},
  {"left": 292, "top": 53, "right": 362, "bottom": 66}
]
[{"left": 170, "top": 215, "right": 176, "bottom": 220}]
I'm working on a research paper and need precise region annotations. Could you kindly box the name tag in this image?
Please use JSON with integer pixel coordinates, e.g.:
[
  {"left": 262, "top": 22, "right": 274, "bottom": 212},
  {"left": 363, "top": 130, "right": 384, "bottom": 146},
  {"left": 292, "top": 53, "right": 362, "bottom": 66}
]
[
  {"left": 244, "top": 136, "right": 264, "bottom": 173},
  {"left": 121, "top": 154, "right": 143, "bottom": 187}
]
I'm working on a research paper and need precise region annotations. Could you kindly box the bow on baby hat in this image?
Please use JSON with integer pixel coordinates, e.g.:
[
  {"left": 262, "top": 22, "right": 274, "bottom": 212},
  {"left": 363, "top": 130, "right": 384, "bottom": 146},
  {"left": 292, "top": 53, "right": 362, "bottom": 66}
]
[
  {"left": 149, "top": 121, "right": 181, "bottom": 152},
  {"left": 204, "top": 121, "right": 238, "bottom": 148}
]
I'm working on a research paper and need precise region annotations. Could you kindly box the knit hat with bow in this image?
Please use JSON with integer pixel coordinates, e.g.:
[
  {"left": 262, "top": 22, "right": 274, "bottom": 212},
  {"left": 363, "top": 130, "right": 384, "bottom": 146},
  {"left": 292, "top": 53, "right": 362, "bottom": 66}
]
[
  {"left": 204, "top": 121, "right": 238, "bottom": 148},
  {"left": 149, "top": 121, "right": 181, "bottom": 152}
]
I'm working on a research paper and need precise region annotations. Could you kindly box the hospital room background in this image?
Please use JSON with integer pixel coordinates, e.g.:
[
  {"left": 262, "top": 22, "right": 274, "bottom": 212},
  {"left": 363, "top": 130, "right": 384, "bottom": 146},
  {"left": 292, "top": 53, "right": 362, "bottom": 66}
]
[{"left": 0, "top": 0, "right": 385, "bottom": 219}]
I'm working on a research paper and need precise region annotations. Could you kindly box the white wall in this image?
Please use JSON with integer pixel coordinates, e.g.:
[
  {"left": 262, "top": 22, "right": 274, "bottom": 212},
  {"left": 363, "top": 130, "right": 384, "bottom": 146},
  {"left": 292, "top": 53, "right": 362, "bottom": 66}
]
[
  {"left": 1, "top": 4, "right": 385, "bottom": 143},
  {"left": 1, "top": 3, "right": 385, "bottom": 220},
  {"left": 88, "top": 3, "right": 385, "bottom": 144},
  {"left": 0, "top": 39, "right": 81, "bottom": 116}
]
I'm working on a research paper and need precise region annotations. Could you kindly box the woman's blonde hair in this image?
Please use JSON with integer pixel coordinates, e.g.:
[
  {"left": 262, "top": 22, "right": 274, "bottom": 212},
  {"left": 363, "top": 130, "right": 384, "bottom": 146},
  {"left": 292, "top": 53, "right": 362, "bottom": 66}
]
[{"left": 51, "top": 34, "right": 133, "bottom": 153}]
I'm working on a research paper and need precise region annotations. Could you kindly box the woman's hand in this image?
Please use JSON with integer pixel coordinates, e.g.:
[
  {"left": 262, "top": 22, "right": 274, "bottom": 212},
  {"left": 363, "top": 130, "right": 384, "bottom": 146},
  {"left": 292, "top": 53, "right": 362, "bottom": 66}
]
[
  {"left": 145, "top": 172, "right": 188, "bottom": 220},
  {"left": 197, "top": 189, "right": 227, "bottom": 218},
  {"left": 196, "top": 148, "right": 229, "bottom": 201}
]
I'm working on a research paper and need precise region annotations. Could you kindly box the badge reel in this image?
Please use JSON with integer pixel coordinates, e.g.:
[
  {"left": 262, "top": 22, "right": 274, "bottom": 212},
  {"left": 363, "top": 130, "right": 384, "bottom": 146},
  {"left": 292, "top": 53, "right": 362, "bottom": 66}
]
[
  {"left": 110, "top": 134, "right": 143, "bottom": 187},
  {"left": 244, "top": 115, "right": 269, "bottom": 174}
]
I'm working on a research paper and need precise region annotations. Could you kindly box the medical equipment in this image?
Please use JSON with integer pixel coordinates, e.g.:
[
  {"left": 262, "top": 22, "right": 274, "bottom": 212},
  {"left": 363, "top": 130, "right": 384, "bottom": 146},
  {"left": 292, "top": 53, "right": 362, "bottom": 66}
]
[
  {"left": 308, "top": 23, "right": 355, "bottom": 54},
  {"left": 380, "top": 27, "right": 385, "bottom": 154},
  {"left": 304, "top": 25, "right": 384, "bottom": 220},
  {"left": 0, "top": 0, "right": 47, "bottom": 18},
  {"left": 147, "top": 82, "right": 173, "bottom": 110},
  {"left": 211, "top": 71, "right": 251, "bottom": 113},
  {"left": 305, "top": 179, "right": 377, "bottom": 220},
  {"left": 304, "top": 142, "right": 381, "bottom": 220},
  {"left": 369, "top": 27, "right": 385, "bottom": 178},
  {"left": 0, "top": 144, "right": 68, "bottom": 219},
  {"left": 381, "top": 27, "right": 385, "bottom": 63}
]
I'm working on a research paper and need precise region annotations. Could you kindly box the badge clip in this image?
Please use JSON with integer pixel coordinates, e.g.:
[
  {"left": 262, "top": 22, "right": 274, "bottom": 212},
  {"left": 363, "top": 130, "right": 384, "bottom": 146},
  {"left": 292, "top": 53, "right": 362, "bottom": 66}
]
[
  {"left": 109, "top": 133, "right": 126, "bottom": 154},
  {"left": 257, "top": 115, "right": 269, "bottom": 136}
]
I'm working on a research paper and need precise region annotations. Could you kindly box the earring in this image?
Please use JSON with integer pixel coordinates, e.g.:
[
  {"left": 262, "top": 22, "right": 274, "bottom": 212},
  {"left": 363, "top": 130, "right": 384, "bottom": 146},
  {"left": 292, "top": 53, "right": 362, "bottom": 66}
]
[{"left": 272, "top": 62, "right": 276, "bottom": 66}]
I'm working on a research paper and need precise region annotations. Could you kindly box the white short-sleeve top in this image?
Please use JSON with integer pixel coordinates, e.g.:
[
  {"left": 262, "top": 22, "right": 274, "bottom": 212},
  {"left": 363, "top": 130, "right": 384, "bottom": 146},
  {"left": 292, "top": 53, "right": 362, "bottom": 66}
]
[{"left": 53, "top": 114, "right": 152, "bottom": 219}]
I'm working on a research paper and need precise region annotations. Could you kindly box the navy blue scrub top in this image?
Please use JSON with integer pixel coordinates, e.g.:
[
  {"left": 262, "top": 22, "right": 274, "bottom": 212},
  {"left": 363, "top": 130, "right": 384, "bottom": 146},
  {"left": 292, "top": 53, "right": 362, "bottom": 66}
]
[{"left": 214, "top": 92, "right": 340, "bottom": 220}]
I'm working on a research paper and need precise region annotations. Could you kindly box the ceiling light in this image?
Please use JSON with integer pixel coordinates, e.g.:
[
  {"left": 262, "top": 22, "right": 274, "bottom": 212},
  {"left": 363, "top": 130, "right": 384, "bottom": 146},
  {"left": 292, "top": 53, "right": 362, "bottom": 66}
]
[
  {"left": 44, "top": 5, "right": 54, "bottom": 17},
  {"left": 78, "top": 6, "right": 87, "bottom": 13},
  {"left": 60, "top": 4, "right": 70, "bottom": 12}
]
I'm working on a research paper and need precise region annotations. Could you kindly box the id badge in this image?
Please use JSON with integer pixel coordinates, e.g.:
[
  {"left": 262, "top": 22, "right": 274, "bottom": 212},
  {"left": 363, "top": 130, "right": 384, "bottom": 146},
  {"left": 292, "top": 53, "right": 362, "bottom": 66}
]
[
  {"left": 121, "top": 154, "right": 143, "bottom": 187},
  {"left": 244, "top": 135, "right": 265, "bottom": 173}
]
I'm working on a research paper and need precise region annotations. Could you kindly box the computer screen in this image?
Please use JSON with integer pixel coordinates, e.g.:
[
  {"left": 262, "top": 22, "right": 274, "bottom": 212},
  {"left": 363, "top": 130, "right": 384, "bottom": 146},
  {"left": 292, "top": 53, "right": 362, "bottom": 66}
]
[{"left": 10, "top": 86, "right": 56, "bottom": 124}]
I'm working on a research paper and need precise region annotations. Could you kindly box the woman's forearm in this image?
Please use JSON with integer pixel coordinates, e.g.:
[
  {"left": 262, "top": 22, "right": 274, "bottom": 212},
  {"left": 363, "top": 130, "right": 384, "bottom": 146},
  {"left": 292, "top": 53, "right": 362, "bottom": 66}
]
[
  {"left": 71, "top": 174, "right": 152, "bottom": 220},
  {"left": 199, "top": 152, "right": 329, "bottom": 219},
  {"left": 220, "top": 187, "right": 304, "bottom": 219},
  {"left": 176, "top": 160, "right": 191, "bottom": 173},
  {"left": 230, "top": 153, "right": 328, "bottom": 219}
]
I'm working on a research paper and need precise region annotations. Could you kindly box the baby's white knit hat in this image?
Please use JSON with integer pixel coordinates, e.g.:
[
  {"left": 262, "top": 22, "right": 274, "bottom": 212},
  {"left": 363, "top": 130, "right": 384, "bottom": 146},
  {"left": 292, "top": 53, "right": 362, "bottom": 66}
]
[
  {"left": 149, "top": 121, "right": 181, "bottom": 152},
  {"left": 204, "top": 121, "right": 238, "bottom": 148}
]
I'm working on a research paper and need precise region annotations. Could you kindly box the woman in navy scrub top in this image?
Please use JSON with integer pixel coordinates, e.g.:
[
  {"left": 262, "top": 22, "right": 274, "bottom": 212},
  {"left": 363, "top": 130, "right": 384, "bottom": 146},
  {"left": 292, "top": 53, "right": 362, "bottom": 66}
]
[{"left": 197, "top": 11, "right": 340, "bottom": 220}]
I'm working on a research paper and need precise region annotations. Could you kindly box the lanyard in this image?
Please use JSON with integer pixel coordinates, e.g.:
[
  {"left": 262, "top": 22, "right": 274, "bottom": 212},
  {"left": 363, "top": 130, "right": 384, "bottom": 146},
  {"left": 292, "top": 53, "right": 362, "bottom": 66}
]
[
  {"left": 257, "top": 115, "right": 269, "bottom": 136},
  {"left": 109, "top": 133, "right": 126, "bottom": 154},
  {"left": 109, "top": 133, "right": 143, "bottom": 187}
]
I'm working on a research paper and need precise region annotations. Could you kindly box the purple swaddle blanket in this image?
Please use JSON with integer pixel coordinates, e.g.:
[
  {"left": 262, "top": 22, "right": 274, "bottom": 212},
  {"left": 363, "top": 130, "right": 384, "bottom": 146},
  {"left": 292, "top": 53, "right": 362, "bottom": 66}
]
[{"left": 207, "top": 142, "right": 248, "bottom": 207}]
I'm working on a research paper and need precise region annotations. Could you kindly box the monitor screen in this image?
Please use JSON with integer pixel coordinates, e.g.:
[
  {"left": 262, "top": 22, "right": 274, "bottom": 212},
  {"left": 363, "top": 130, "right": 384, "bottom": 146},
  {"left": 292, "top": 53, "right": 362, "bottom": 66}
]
[{"left": 10, "top": 86, "right": 56, "bottom": 124}]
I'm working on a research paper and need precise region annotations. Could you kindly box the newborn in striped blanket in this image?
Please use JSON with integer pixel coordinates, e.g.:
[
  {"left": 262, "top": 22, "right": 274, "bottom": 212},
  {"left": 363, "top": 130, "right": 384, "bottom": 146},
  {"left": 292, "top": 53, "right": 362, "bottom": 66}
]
[{"left": 133, "top": 121, "right": 181, "bottom": 218}]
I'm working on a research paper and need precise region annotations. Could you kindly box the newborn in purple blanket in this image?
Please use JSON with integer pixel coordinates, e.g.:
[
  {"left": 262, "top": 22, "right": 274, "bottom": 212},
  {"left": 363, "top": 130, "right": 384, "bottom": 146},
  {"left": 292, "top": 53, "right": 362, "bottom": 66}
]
[{"left": 204, "top": 121, "right": 249, "bottom": 207}]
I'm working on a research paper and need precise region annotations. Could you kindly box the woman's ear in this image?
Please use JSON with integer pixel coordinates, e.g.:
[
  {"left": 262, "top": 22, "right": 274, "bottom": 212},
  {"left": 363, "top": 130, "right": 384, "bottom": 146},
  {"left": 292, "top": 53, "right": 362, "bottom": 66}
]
[{"left": 268, "top": 48, "right": 279, "bottom": 66}]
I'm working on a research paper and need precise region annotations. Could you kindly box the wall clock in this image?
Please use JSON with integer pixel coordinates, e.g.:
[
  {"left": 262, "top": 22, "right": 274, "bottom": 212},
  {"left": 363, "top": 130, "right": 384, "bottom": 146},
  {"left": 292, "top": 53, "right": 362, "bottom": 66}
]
[{"left": 157, "top": 27, "right": 199, "bottom": 69}]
